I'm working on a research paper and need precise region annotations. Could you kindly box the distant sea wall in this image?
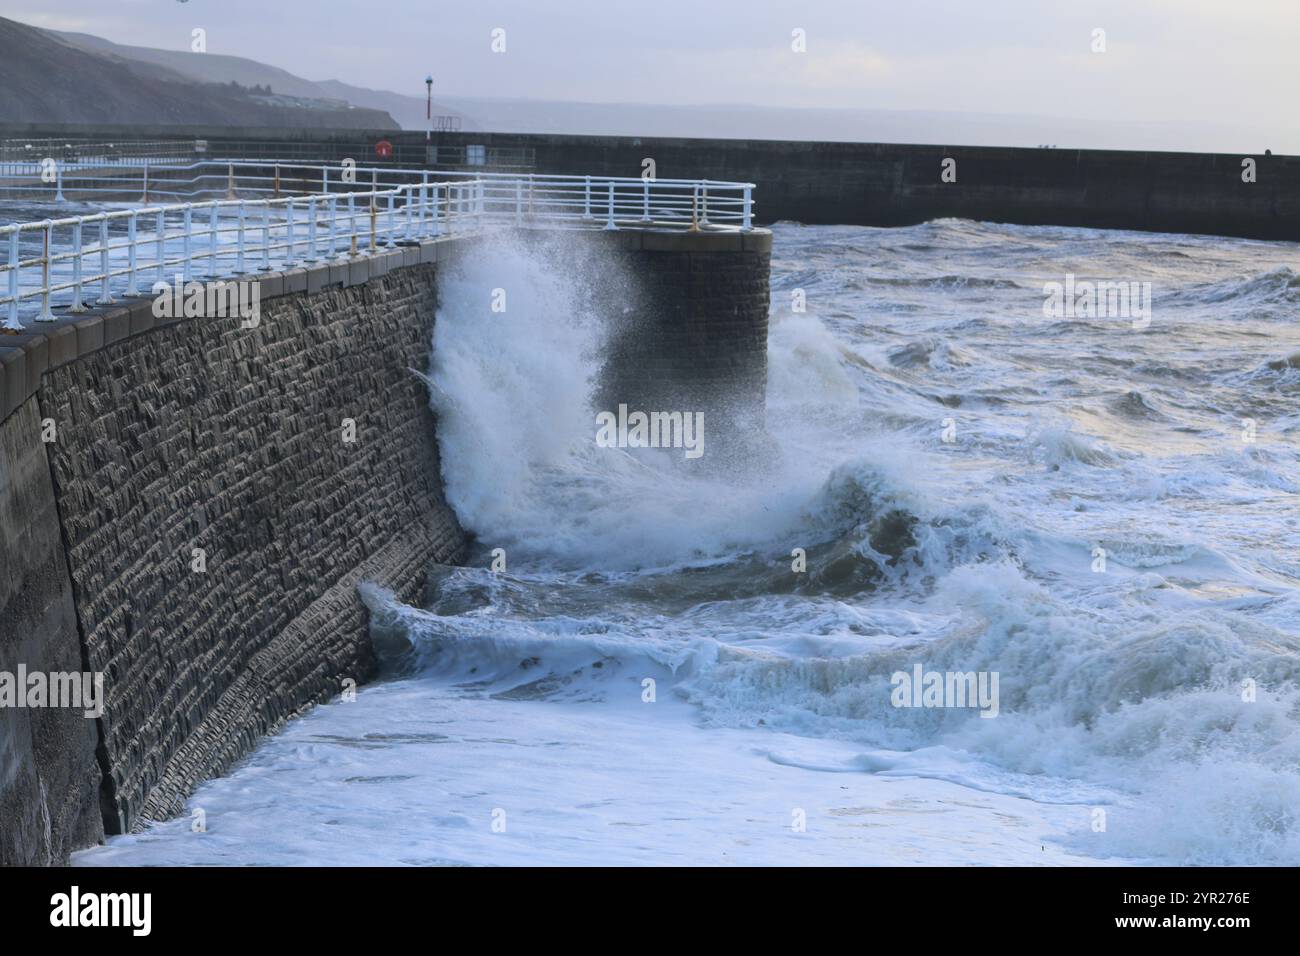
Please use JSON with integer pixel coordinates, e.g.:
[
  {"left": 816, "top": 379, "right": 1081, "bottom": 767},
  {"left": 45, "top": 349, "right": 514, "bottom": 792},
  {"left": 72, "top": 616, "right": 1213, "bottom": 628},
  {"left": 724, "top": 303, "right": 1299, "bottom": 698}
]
[{"left": 3, "top": 123, "right": 1295, "bottom": 240}]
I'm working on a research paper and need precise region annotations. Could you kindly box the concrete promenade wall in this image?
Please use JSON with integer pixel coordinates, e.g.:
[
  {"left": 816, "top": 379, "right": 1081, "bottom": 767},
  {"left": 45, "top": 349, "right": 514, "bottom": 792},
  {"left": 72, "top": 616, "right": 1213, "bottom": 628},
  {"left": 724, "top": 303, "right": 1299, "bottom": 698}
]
[
  {"left": 0, "top": 226, "right": 771, "bottom": 864},
  {"left": 4, "top": 123, "right": 1295, "bottom": 240}
]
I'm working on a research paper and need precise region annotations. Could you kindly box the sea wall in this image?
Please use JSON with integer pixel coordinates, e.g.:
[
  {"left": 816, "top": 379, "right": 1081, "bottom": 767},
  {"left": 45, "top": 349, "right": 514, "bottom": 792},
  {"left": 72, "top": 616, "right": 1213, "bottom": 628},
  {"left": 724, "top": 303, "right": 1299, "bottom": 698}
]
[
  {"left": 4, "top": 124, "right": 1294, "bottom": 240},
  {"left": 496, "top": 135, "right": 1298, "bottom": 241},
  {"left": 0, "top": 243, "right": 470, "bottom": 863},
  {"left": 0, "top": 226, "right": 771, "bottom": 864}
]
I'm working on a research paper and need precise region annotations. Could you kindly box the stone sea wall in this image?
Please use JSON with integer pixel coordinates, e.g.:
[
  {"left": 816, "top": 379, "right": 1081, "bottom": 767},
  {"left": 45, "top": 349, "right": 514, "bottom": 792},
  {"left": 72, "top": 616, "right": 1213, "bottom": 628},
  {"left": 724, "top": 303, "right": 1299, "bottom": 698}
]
[
  {"left": 0, "top": 242, "right": 469, "bottom": 863},
  {"left": 0, "top": 227, "right": 772, "bottom": 864}
]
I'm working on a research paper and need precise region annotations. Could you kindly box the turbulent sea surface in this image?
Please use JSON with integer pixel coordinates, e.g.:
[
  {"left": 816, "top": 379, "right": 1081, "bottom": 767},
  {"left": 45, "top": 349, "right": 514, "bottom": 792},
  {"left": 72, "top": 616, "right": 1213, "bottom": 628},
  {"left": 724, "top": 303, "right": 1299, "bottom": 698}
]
[{"left": 77, "top": 220, "right": 1300, "bottom": 866}]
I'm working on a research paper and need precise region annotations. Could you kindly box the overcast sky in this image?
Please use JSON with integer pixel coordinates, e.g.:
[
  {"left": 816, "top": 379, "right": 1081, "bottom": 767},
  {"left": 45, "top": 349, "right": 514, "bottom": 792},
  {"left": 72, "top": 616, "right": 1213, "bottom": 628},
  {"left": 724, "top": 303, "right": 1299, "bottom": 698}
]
[{"left": 6, "top": 0, "right": 1297, "bottom": 130}]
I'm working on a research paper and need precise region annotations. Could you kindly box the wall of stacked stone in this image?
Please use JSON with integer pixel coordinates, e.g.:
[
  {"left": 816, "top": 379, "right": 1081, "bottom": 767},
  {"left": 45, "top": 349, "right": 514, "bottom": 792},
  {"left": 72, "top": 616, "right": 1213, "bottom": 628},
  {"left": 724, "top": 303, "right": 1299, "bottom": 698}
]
[{"left": 0, "top": 242, "right": 470, "bottom": 862}]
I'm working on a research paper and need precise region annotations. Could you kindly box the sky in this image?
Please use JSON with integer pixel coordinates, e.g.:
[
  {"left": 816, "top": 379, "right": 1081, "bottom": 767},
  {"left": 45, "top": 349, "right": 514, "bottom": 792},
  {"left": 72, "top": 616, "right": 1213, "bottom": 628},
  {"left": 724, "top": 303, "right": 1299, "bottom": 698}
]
[{"left": 5, "top": 0, "right": 1297, "bottom": 137}]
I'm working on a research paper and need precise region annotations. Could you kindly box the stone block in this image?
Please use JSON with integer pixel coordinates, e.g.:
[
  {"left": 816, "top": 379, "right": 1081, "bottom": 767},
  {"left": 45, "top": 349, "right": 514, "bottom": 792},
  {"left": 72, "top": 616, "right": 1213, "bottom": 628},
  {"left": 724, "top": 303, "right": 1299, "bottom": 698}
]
[
  {"left": 44, "top": 322, "right": 80, "bottom": 370},
  {"left": 306, "top": 264, "right": 331, "bottom": 295},
  {"left": 102, "top": 306, "right": 131, "bottom": 345},
  {"left": 258, "top": 273, "right": 285, "bottom": 300},
  {"left": 74, "top": 315, "right": 104, "bottom": 357},
  {"left": 128, "top": 299, "right": 156, "bottom": 337}
]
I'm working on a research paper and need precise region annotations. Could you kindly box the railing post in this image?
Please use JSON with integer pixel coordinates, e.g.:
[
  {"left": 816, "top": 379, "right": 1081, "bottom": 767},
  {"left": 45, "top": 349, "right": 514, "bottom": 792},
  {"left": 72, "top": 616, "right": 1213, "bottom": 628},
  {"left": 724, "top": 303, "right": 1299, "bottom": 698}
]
[
  {"left": 327, "top": 196, "right": 339, "bottom": 260},
  {"left": 385, "top": 193, "right": 397, "bottom": 247},
  {"left": 260, "top": 203, "right": 272, "bottom": 272},
  {"left": 5, "top": 229, "right": 19, "bottom": 330},
  {"left": 54, "top": 165, "right": 65, "bottom": 203},
  {"left": 69, "top": 219, "right": 85, "bottom": 313},
  {"left": 431, "top": 184, "right": 441, "bottom": 237},
  {"left": 700, "top": 186, "right": 709, "bottom": 225},
  {"left": 584, "top": 175, "right": 592, "bottom": 219},
  {"left": 285, "top": 199, "right": 298, "bottom": 266},
  {"left": 273, "top": 164, "right": 281, "bottom": 199},
  {"left": 236, "top": 201, "right": 247, "bottom": 274},
  {"left": 405, "top": 186, "right": 415, "bottom": 240},
  {"left": 348, "top": 193, "right": 358, "bottom": 255},
  {"left": 604, "top": 181, "right": 617, "bottom": 230},
  {"left": 227, "top": 163, "right": 236, "bottom": 200},
  {"left": 96, "top": 218, "right": 113, "bottom": 305},
  {"left": 182, "top": 204, "right": 194, "bottom": 282},
  {"left": 126, "top": 213, "right": 140, "bottom": 296},
  {"left": 38, "top": 222, "right": 54, "bottom": 322},
  {"left": 514, "top": 180, "right": 522, "bottom": 226},
  {"left": 642, "top": 179, "right": 651, "bottom": 222},
  {"left": 742, "top": 186, "right": 753, "bottom": 231},
  {"left": 141, "top": 162, "right": 149, "bottom": 204},
  {"left": 322, "top": 166, "right": 329, "bottom": 195},
  {"left": 306, "top": 196, "right": 320, "bottom": 262},
  {"left": 368, "top": 199, "right": 377, "bottom": 253},
  {"left": 208, "top": 204, "right": 219, "bottom": 275},
  {"left": 156, "top": 210, "right": 166, "bottom": 283},
  {"left": 420, "top": 172, "right": 430, "bottom": 235}
]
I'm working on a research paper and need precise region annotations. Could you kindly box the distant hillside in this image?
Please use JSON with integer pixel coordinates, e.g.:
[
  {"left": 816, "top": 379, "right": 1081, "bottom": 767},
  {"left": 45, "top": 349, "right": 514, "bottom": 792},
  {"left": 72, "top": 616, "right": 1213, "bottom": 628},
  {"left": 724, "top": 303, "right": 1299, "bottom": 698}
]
[
  {"left": 0, "top": 16, "right": 396, "bottom": 129},
  {"left": 53, "top": 29, "right": 335, "bottom": 100},
  {"left": 52, "top": 28, "right": 464, "bottom": 131}
]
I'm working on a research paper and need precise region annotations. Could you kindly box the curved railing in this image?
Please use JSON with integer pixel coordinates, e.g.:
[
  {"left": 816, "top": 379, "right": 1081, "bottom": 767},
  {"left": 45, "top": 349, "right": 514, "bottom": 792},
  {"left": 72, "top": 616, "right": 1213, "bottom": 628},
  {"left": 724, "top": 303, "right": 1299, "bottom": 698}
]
[{"left": 0, "top": 160, "right": 757, "bottom": 328}]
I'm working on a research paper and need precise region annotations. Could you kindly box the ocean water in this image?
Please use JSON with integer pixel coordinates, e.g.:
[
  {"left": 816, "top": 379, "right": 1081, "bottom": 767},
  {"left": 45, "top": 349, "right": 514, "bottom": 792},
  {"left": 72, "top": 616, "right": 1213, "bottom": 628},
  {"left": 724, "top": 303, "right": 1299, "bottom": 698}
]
[{"left": 77, "top": 219, "right": 1300, "bottom": 867}]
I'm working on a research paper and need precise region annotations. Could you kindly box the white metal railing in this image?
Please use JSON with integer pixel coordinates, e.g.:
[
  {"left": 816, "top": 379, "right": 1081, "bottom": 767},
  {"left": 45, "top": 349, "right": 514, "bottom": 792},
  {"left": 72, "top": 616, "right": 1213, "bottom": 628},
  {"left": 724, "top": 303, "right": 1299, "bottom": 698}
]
[
  {"left": 1, "top": 179, "right": 484, "bottom": 328},
  {"left": 0, "top": 160, "right": 756, "bottom": 328},
  {"left": 0, "top": 139, "right": 199, "bottom": 177}
]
